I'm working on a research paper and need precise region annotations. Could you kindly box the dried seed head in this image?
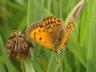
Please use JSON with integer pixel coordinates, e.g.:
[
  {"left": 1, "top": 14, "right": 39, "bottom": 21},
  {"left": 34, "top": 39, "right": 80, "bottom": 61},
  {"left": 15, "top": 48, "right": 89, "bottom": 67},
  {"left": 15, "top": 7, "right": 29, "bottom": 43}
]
[{"left": 6, "top": 30, "right": 34, "bottom": 59}]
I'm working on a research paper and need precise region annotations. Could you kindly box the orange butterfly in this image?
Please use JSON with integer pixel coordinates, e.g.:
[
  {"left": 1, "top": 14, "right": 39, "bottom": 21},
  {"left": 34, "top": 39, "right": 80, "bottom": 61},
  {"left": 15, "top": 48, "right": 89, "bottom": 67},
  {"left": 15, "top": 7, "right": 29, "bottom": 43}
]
[
  {"left": 26, "top": 16, "right": 74, "bottom": 52},
  {"left": 25, "top": 0, "right": 84, "bottom": 52}
]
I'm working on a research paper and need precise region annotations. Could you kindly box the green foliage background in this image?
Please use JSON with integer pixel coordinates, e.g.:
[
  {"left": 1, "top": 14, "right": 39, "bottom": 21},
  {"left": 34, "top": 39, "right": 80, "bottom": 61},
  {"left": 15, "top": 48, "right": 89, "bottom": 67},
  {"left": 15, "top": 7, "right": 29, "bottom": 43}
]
[{"left": 0, "top": 0, "right": 96, "bottom": 72}]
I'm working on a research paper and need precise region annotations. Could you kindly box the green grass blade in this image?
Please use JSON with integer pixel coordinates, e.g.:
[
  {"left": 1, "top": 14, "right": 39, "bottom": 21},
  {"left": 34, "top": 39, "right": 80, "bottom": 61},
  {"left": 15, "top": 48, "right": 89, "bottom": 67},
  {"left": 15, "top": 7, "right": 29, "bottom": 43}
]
[
  {"left": 0, "top": 35, "right": 18, "bottom": 72},
  {"left": 24, "top": 59, "right": 35, "bottom": 72},
  {"left": 27, "top": 0, "right": 52, "bottom": 25},
  {"left": 87, "top": 0, "right": 96, "bottom": 72},
  {"left": 47, "top": 52, "right": 61, "bottom": 72}
]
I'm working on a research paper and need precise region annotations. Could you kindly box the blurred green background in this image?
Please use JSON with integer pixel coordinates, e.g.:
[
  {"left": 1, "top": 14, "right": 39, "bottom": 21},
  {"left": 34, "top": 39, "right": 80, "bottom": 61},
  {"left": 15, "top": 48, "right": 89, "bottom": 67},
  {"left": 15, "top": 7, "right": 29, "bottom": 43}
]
[{"left": 0, "top": 0, "right": 96, "bottom": 72}]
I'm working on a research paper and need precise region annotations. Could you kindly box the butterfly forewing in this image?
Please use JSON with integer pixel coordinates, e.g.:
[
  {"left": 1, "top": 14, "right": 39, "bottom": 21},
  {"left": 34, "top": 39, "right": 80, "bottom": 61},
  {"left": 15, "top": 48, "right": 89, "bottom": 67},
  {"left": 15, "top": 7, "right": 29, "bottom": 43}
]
[{"left": 26, "top": 22, "right": 54, "bottom": 49}]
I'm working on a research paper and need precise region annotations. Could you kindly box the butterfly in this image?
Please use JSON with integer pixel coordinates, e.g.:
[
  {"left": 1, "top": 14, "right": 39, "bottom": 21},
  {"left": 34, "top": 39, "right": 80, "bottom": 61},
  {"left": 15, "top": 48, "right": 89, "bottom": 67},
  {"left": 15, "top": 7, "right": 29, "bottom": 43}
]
[
  {"left": 25, "top": 0, "right": 85, "bottom": 52},
  {"left": 6, "top": 30, "right": 34, "bottom": 59},
  {"left": 26, "top": 16, "right": 74, "bottom": 52}
]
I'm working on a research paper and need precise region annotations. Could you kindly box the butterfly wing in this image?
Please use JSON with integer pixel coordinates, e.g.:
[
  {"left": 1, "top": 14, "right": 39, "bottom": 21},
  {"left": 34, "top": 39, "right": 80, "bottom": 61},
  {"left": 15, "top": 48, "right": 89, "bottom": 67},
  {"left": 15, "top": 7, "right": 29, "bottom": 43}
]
[
  {"left": 26, "top": 16, "right": 64, "bottom": 50},
  {"left": 56, "top": 0, "right": 84, "bottom": 51},
  {"left": 26, "top": 22, "right": 54, "bottom": 49},
  {"left": 42, "top": 16, "right": 64, "bottom": 50},
  {"left": 56, "top": 22, "right": 74, "bottom": 51}
]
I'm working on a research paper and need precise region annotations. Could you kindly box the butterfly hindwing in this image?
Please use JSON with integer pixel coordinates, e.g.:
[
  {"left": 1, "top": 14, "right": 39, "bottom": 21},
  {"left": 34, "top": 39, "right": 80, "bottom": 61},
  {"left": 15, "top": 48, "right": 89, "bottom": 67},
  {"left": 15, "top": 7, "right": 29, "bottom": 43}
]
[{"left": 56, "top": 22, "right": 74, "bottom": 51}]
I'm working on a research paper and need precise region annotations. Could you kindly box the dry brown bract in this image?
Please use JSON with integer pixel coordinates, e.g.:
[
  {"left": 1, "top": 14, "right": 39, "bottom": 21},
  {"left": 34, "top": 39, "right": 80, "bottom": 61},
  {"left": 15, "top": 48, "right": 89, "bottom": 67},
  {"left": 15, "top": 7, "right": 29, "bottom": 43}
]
[{"left": 6, "top": 30, "right": 34, "bottom": 59}]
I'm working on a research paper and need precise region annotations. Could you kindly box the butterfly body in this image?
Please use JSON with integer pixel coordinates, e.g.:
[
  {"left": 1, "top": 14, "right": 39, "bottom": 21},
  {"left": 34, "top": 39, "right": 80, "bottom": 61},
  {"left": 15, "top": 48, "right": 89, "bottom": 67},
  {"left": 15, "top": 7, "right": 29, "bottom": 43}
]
[{"left": 26, "top": 16, "right": 74, "bottom": 52}]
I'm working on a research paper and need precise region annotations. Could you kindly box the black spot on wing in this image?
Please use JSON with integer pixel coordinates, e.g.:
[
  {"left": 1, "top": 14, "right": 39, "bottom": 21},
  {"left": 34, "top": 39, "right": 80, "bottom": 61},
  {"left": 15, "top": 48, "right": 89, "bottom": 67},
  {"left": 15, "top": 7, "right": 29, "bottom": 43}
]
[{"left": 39, "top": 37, "right": 42, "bottom": 40}]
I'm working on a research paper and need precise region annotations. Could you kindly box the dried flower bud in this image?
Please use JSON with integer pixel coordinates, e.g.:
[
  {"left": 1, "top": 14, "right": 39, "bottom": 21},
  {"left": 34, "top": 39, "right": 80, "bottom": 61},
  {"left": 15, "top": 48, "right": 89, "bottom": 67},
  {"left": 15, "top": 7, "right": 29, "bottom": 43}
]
[{"left": 6, "top": 30, "right": 34, "bottom": 59}]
